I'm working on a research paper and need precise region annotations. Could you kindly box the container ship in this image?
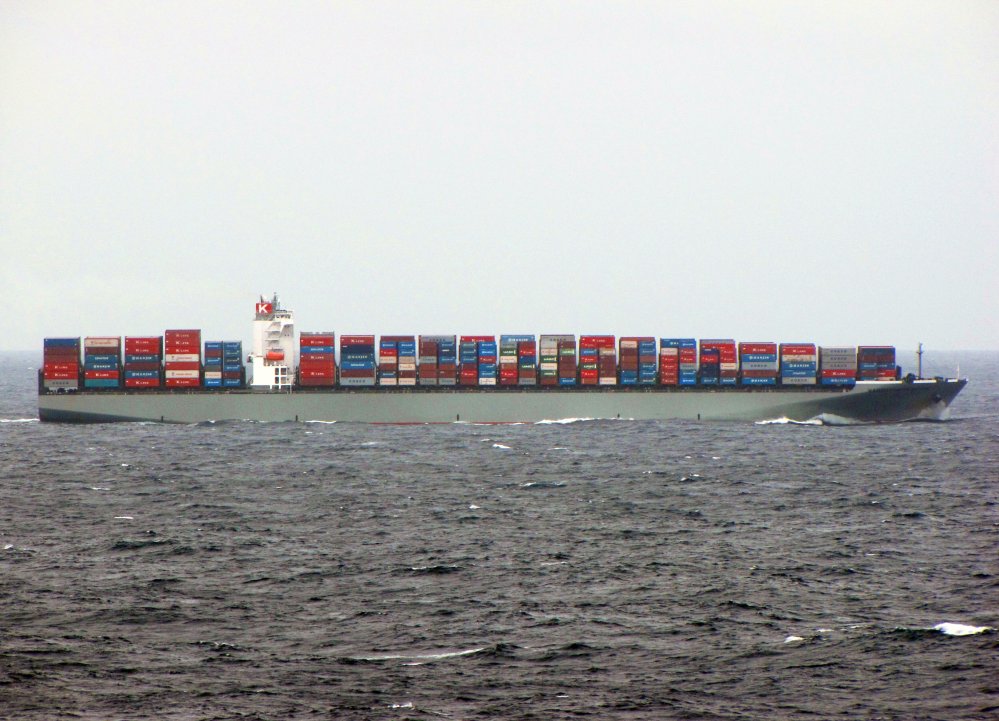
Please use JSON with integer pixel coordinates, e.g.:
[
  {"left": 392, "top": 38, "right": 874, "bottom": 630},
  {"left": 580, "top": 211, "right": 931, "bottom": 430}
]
[{"left": 37, "top": 295, "right": 966, "bottom": 424}]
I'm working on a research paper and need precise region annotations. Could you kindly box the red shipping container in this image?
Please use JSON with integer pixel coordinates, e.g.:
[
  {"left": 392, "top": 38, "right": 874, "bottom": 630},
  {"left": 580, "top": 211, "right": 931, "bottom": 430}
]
[
  {"left": 299, "top": 369, "right": 336, "bottom": 379},
  {"left": 44, "top": 370, "right": 79, "bottom": 380},
  {"left": 741, "top": 369, "right": 778, "bottom": 378},
  {"left": 820, "top": 369, "right": 856, "bottom": 378},
  {"left": 44, "top": 362, "right": 79, "bottom": 373},
  {"left": 300, "top": 378, "right": 336, "bottom": 387},
  {"left": 124, "top": 362, "right": 161, "bottom": 371},
  {"left": 85, "top": 370, "right": 119, "bottom": 379},
  {"left": 460, "top": 335, "right": 495, "bottom": 343},
  {"left": 165, "top": 330, "right": 201, "bottom": 342},
  {"left": 739, "top": 342, "right": 778, "bottom": 354},
  {"left": 340, "top": 369, "right": 375, "bottom": 378},
  {"left": 340, "top": 336, "right": 376, "bottom": 345},
  {"left": 780, "top": 343, "right": 817, "bottom": 354},
  {"left": 125, "top": 378, "right": 161, "bottom": 388},
  {"left": 165, "top": 378, "right": 200, "bottom": 387},
  {"left": 164, "top": 361, "right": 200, "bottom": 371}
]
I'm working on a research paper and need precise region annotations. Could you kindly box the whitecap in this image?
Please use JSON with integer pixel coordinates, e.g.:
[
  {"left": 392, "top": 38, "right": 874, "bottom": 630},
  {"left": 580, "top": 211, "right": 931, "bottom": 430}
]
[
  {"left": 90, "top": 486, "right": 111, "bottom": 491},
  {"left": 933, "top": 622, "right": 994, "bottom": 636},
  {"left": 492, "top": 443, "right": 511, "bottom": 449},
  {"left": 755, "top": 417, "right": 823, "bottom": 426},
  {"left": 389, "top": 702, "right": 414, "bottom": 709},
  {"left": 0, "top": 418, "right": 39, "bottom": 423},
  {"left": 355, "top": 647, "right": 486, "bottom": 662},
  {"left": 114, "top": 516, "right": 133, "bottom": 520},
  {"left": 468, "top": 504, "right": 480, "bottom": 510},
  {"left": 305, "top": 420, "right": 337, "bottom": 424},
  {"left": 535, "top": 417, "right": 594, "bottom": 425},
  {"left": 3, "top": 544, "right": 13, "bottom": 550},
  {"left": 784, "top": 635, "right": 805, "bottom": 643}
]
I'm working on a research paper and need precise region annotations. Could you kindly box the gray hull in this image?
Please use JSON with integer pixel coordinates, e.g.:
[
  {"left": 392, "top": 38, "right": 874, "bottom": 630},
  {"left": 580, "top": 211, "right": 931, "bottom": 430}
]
[{"left": 38, "top": 379, "right": 966, "bottom": 424}]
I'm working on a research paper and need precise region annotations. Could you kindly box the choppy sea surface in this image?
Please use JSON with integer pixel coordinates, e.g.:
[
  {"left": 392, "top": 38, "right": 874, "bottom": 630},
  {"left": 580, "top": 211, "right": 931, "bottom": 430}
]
[{"left": 1, "top": 350, "right": 996, "bottom": 721}]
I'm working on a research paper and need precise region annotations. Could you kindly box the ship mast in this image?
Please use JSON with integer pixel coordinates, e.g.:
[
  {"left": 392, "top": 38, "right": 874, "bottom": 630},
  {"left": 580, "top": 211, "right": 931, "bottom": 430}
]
[{"left": 916, "top": 342, "right": 923, "bottom": 379}]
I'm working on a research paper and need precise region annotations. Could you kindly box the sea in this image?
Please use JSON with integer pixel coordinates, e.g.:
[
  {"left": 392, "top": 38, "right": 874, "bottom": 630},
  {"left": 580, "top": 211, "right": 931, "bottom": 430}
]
[{"left": 1, "top": 350, "right": 996, "bottom": 721}]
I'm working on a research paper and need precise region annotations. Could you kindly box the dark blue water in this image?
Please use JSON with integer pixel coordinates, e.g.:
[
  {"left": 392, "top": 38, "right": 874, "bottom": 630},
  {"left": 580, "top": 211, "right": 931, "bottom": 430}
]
[{"left": 2, "top": 351, "right": 996, "bottom": 720}]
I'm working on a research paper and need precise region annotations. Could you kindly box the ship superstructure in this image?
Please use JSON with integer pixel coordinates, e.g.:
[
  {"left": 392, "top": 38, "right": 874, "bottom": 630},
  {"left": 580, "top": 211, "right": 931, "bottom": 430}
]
[{"left": 249, "top": 294, "right": 296, "bottom": 390}]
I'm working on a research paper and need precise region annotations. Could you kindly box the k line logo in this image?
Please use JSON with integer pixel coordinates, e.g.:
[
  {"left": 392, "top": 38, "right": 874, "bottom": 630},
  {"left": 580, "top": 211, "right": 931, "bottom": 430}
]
[{"left": 255, "top": 302, "right": 273, "bottom": 314}]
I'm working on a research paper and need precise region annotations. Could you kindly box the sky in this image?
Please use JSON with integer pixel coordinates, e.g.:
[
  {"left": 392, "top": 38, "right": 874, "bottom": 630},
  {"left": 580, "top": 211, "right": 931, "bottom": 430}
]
[{"left": 2, "top": 1, "right": 997, "bottom": 351}]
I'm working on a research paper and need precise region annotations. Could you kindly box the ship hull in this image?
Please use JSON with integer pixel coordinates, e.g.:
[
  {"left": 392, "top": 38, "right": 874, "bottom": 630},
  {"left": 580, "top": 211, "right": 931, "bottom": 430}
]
[{"left": 37, "top": 379, "right": 966, "bottom": 424}]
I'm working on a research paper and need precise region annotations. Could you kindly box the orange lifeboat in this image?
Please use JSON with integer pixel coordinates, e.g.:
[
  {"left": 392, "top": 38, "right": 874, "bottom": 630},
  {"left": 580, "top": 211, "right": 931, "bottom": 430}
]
[{"left": 265, "top": 350, "right": 285, "bottom": 361}]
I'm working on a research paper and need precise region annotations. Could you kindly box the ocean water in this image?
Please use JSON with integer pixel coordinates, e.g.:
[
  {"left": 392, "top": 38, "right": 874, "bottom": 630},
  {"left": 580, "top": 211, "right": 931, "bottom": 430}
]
[{"left": 1, "top": 350, "right": 996, "bottom": 721}]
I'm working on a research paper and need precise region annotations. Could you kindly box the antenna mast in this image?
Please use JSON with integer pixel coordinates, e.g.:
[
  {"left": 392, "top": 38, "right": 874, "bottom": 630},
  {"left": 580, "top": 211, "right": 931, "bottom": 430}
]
[{"left": 916, "top": 342, "right": 923, "bottom": 379}]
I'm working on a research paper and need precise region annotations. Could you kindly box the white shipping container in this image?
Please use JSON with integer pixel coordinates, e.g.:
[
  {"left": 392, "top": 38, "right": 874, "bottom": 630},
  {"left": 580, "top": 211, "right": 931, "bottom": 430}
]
[
  {"left": 398, "top": 362, "right": 417, "bottom": 371},
  {"left": 741, "top": 361, "right": 779, "bottom": 371},
  {"left": 379, "top": 378, "right": 398, "bottom": 386},
  {"left": 820, "top": 346, "right": 856, "bottom": 355},
  {"left": 540, "top": 362, "right": 558, "bottom": 371},
  {"left": 620, "top": 340, "right": 638, "bottom": 349},
  {"left": 165, "top": 369, "right": 200, "bottom": 379},
  {"left": 398, "top": 377, "right": 417, "bottom": 386},
  {"left": 85, "top": 336, "right": 121, "bottom": 347},
  {"left": 781, "top": 376, "right": 816, "bottom": 385},
  {"left": 165, "top": 353, "right": 200, "bottom": 363},
  {"left": 720, "top": 363, "right": 740, "bottom": 371},
  {"left": 204, "top": 371, "right": 222, "bottom": 380},
  {"left": 781, "top": 354, "right": 817, "bottom": 362},
  {"left": 44, "top": 379, "right": 80, "bottom": 390},
  {"left": 478, "top": 378, "right": 497, "bottom": 386},
  {"left": 598, "top": 377, "right": 617, "bottom": 385}
]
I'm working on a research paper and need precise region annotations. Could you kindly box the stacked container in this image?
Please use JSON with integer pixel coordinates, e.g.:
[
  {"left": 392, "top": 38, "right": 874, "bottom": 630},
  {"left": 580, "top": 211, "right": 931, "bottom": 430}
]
[
  {"left": 42, "top": 338, "right": 81, "bottom": 391},
  {"left": 739, "top": 342, "right": 778, "bottom": 386},
  {"left": 222, "top": 342, "right": 243, "bottom": 387},
  {"left": 539, "top": 335, "right": 559, "bottom": 386},
  {"left": 300, "top": 332, "right": 336, "bottom": 387},
  {"left": 660, "top": 339, "right": 697, "bottom": 386},
  {"left": 818, "top": 346, "right": 857, "bottom": 386},
  {"left": 459, "top": 336, "right": 495, "bottom": 386},
  {"left": 780, "top": 343, "right": 818, "bottom": 385},
  {"left": 83, "top": 337, "right": 122, "bottom": 389},
  {"left": 499, "top": 335, "right": 537, "bottom": 386},
  {"left": 700, "top": 340, "right": 738, "bottom": 385},
  {"left": 418, "top": 335, "right": 455, "bottom": 386},
  {"left": 580, "top": 336, "right": 615, "bottom": 386},
  {"left": 857, "top": 346, "right": 897, "bottom": 381},
  {"left": 378, "top": 336, "right": 407, "bottom": 386},
  {"left": 203, "top": 341, "right": 224, "bottom": 387},
  {"left": 340, "top": 335, "right": 376, "bottom": 386},
  {"left": 619, "top": 337, "right": 656, "bottom": 385},
  {"left": 418, "top": 336, "right": 439, "bottom": 386},
  {"left": 164, "top": 330, "right": 202, "bottom": 388},
  {"left": 398, "top": 337, "right": 418, "bottom": 386},
  {"left": 539, "top": 335, "right": 576, "bottom": 386},
  {"left": 123, "top": 336, "right": 162, "bottom": 389},
  {"left": 477, "top": 337, "right": 498, "bottom": 386},
  {"left": 437, "top": 337, "right": 457, "bottom": 385}
]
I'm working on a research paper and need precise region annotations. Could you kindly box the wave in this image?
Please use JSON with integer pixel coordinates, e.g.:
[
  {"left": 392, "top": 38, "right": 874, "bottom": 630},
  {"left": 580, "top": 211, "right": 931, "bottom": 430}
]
[
  {"left": 755, "top": 416, "right": 824, "bottom": 426},
  {"left": 535, "top": 416, "right": 634, "bottom": 425},
  {"left": 339, "top": 646, "right": 488, "bottom": 664},
  {"left": 0, "top": 417, "right": 39, "bottom": 424},
  {"left": 932, "top": 622, "right": 994, "bottom": 636}
]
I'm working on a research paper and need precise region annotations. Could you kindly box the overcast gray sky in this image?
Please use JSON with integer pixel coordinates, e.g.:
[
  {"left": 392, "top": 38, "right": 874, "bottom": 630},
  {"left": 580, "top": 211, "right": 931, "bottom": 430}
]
[{"left": 2, "top": 1, "right": 997, "bottom": 351}]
